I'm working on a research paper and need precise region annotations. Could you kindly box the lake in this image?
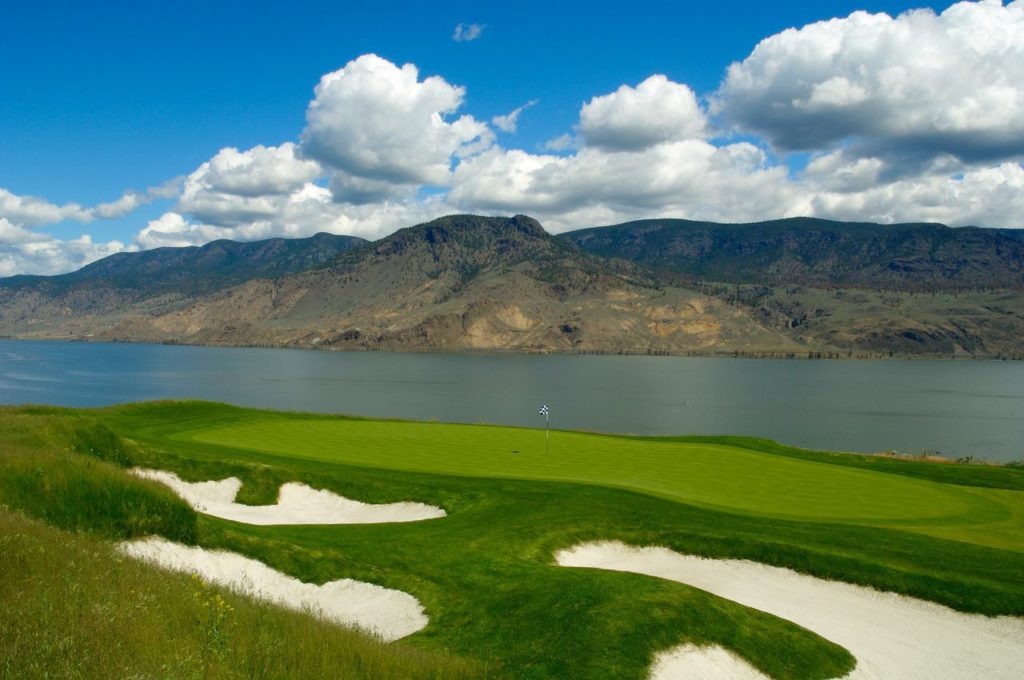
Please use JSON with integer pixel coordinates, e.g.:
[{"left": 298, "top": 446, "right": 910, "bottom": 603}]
[{"left": 0, "top": 339, "right": 1021, "bottom": 462}]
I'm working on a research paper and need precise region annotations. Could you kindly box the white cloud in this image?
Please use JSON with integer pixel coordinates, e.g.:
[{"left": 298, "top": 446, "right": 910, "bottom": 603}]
[
  {"left": 492, "top": 100, "right": 538, "bottom": 133},
  {"left": 452, "top": 23, "right": 486, "bottom": 42},
  {"left": 802, "top": 152, "right": 887, "bottom": 193},
  {"left": 578, "top": 75, "right": 707, "bottom": 151},
  {"left": 0, "top": 218, "right": 48, "bottom": 245},
  {"left": 448, "top": 140, "right": 801, "bottom": 232},
  {"left": 300, "top": 54, "right": 492, "bottom": 188},
  {"left": 0, "top": 188, "right": 89, "bottom": 227},
  {"left": 0, "top": 232, "right": 127, "bottom": 277},
  {"left": 1, "top": 178, "right": 182, "bottom": 227},
  {"left": 807, "top": 162, "right": 1024, "bottom": 227},
  {"left": 199, "top": 143, "right": 321, "bottom": 197},
  {"left": 176, "top": 143, "right": 328, "bottom": 228},
  {"left": 168, "top": 150, "right": 444, "bottom": 246},
  {"left": 716, "top": 1, "right": 1024, "bottom": 167},
  {"left": 133, "top": 212, "right": 231, "bottom": 250}
]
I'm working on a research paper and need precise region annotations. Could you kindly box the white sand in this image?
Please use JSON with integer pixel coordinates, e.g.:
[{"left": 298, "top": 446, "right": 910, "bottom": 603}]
[
  {"left": 649, "top": 643, "right": 768, "bottom": 680},
  {"left": 132, "top": 468, "right": 446, "bottom": 525},
  {"left": 118, "top": 537, "right": 428, "bottom": 641},
  {"left": 556, "top": 541, "right": 1024, "bottom": 680}
]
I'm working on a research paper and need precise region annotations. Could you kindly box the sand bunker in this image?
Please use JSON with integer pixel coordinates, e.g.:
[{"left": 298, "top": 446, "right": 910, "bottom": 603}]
[
  {"left": 649, "top": 643, "right": 768, "bottom": 680},
  {"left": 132, "top": 468, "right": 445, "bottom": 525},
  {"left": 556, "top": 541, "right": 1024, "bottom": 680},
  {"left": 118, "top": 537, "right": 427, "bottom": 641}
]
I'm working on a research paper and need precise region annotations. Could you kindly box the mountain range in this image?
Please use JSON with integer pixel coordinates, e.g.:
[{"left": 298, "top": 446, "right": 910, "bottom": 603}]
[{"left": 2, "top": 214, "right": 1023, "bottom": 358}]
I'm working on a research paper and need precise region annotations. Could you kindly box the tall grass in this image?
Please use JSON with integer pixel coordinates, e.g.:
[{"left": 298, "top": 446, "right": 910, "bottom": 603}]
[
  {"left": 0, "top": 509, "right": 485, "bottom": 680},
  {"left": 0, "top": 411, "right": 195, "bottom": 541}
]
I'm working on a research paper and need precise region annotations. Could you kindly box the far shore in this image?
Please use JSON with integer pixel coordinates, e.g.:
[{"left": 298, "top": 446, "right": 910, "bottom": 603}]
[{"left": 3, "top": 333, "right": 1023, "bottom": 361}]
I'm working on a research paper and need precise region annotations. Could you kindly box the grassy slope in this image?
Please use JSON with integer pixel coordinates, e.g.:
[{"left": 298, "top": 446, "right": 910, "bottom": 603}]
[
  {"left": 0, "top": 510, "right": 483, "bottom": 680},
  {"left": 0, "top": 409, "right": 483, "bottom": 680}
]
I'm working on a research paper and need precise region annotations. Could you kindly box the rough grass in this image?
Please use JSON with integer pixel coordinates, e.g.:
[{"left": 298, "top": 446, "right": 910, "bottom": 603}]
[
  {"left": 0, "top": 509, "right": 484, "bottom": 680},
  {"left": 0, "top": 411, "right": 196, "bottom": 541}
]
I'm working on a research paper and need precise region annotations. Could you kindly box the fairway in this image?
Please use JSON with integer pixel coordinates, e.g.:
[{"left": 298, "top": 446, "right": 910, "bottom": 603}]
[{"left": 185, "top": 416, "right": 1024, "bottom": 551}]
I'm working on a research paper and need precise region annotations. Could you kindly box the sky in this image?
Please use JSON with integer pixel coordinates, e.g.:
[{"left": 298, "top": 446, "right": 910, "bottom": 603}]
[{"left": 2, "top": 0, "right": 1023, "bottom": 276}]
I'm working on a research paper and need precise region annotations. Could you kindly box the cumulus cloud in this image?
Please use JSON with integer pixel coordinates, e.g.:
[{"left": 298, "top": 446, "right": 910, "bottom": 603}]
[
  {"left": 165, "top": 140, "right": 447, "bottom": 247},
  {"left": 0, "top": 187, "right": 164, "bottom": 275},
  {"left": 175, "top": 143, "right": 328, "bottom": 228},
  {"left": 442, "top": 75, "right": 796, "bottom": 229},
  {"left": 448, "top": 140, "right": 801, "bottom": 231},
  {"left": 807, "top": 162, "right": 1024, "bottom": 227},
  {"left": 198, "top": 143, "right": 321, "bottom": 197},
  {"left": 0, "top": 188, "right": 89, "bottom": 227},
  {"left": 716, "top": 1, "right": 1024, "bottom": 169},
  {"left": 133, "top": 212, "right": 229, "bottom": 250},
  {"left": 492, "top": 100, "right": 538, "bottom": 133},
  {"left": 300, "top": 54, "right": 492, "bottom": 188},
  {"left": 0, "top": 218, "right": 47, "bottom": 246},
  {"left": 0, "top": 231, "right": 127, "bottom": 277},
  {"left": 578, "top": 75, "right": 707, "bottom": 151},
  {"left": 452, "top": 23, "right": 486, "bottom": 42}
]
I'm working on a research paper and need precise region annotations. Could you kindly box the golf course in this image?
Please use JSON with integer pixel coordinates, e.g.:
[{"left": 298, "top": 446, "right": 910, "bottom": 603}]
[{"left": 2, "top": 400, "right": 1023, "bottom": 679}]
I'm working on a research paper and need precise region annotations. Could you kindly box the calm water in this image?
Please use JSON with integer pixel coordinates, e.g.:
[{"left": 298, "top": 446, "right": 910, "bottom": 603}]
[{"left": 1, "top": 339, "right": 1021, "bottom": 462}]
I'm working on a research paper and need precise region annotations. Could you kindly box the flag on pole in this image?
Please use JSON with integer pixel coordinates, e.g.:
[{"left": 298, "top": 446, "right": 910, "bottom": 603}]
[{"left": 539, "top": 404, "right": 550, "bottom": 453}]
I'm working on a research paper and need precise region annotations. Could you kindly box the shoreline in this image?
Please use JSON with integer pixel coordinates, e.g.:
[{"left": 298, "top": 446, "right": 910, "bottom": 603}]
[{"left": 3, "top": 333, "right": 1022, "bottom": 361}]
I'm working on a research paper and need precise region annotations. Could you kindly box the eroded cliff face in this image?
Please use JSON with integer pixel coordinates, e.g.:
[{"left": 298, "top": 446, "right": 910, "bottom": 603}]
[{"left": 4, "top": 214, "right": 1024, "bottom": 358}]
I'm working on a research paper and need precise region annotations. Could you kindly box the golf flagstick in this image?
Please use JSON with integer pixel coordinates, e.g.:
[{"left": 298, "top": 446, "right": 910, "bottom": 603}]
[{"left": 539, "top": 404, "right": 549, "bottom": 454}]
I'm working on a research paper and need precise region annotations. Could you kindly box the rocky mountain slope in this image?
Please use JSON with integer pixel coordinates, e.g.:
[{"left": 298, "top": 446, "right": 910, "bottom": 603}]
[
  {"left": 0, "top": 232, "right": 364, "bottom": 328},
  {"left": 2, "top": 214, "right": 1024, "bottom": 358},
  {"left": 562, "top": 217, "right": 1024, "bottom": 291}
]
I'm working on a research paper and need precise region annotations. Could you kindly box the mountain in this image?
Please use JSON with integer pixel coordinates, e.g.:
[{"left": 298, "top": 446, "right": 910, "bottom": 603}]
[
  {"left": 0, "top": 232, "right": 365, "bottom": 327},
  {"left": 108, "top": 214, "right": 792, "bottom": 353},
  {"left": 561, "top": 217, "right": 1024, "bottom": 291},
  {"left": 1, "top": 232, "right": 366, "bottom": 297},
  {"left": 2, "top": 214, "right": 1024, "bottom": 358}
]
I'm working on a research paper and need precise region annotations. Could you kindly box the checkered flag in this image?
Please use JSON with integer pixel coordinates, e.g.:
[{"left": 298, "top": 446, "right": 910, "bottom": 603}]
[{"left": 539, "top": 405, "right": 550, "bottom": 453}]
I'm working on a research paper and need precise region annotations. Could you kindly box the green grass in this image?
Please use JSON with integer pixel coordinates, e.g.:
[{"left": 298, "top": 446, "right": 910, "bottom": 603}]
[
  {"left": 0, "top": 411, "right": 196, "bottom": 541},
  {"left": 166, "top": 409, "right": 1024, "bottom": 551},
  {"left": 5, "top": 400, "right": 1024, "bottom": 679},
  {"left": 0, "top": 509, "right": 484, "bottom": 680},
  {"left": 671, "top": 435, "right": 1024, "bottom": 490}
]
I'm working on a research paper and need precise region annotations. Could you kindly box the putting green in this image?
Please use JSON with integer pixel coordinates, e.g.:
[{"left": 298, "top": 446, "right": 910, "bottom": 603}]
[{"left": 184, "top": 418, "right": 1023, "bottom": 550}]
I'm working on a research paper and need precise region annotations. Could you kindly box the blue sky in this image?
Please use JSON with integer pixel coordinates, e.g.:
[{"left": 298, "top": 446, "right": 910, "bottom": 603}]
[{"left": 2, "top": 0, "right": 1021, "bottom": 275}]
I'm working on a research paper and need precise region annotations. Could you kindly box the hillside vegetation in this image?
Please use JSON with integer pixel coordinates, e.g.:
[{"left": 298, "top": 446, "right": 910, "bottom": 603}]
[
  {"left": 562, "top": 217, "right": 1024, "bottom": 291},
  {"left": 2, "top": 214, "right": 1024, "bottom": 357}
]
